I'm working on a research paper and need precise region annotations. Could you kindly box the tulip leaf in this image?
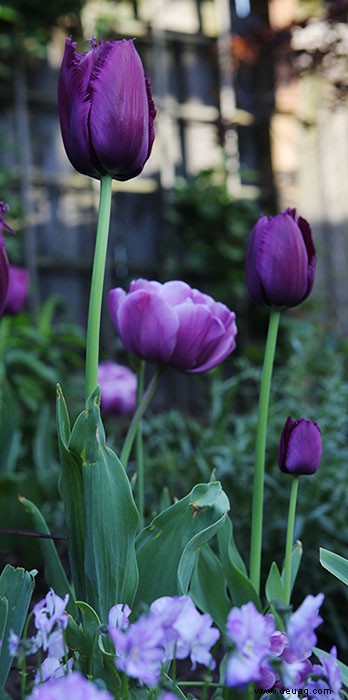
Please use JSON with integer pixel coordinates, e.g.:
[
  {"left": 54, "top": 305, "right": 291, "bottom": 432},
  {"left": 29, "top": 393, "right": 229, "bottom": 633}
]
[
  {"left": 134, "top": 482, "right": 230, "bottom": 606},
  {"left": 66, "top": 387, "right": 139, "bottom": 622},
  {"left": 265, "top": 561, "right": 285, "bottom": 605},
  {"left": 0, "top": 565, "right": 36, "bottom": 688},
  {"left": 190, "top": 542, "right": 231, "bottom": 630},
  {"left": 217, "top": 515, "right": 261, "bottom": 611},
  {"left": 56, "top": 384, "right": 86, "bottom": 604},
  {"left": 320, "top": 547, "right": 348, "bottom": 587},
  {"left": 18, "top": 496, "right": 76, "bottom": 617}
]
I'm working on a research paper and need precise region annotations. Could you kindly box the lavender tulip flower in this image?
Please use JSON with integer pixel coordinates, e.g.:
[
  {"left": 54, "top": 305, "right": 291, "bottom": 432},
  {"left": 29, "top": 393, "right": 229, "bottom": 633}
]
[
  {"left": 246, "top": 208, "right": 316, "bottom": 308},
  {"left": 98, "top": 361, "right": 137, "bottom": 414},
  {"left": 108, "top": 279, "right": 237, "bottom": 373},
  {"left": 4, "top": 265, "right": 29, "bottom": 314},
  {"left": 278, "top": 417, "right": 322, "bottom": 476},
  {"left": 58, "top": 37, "right": 156, "bottom": 180}
]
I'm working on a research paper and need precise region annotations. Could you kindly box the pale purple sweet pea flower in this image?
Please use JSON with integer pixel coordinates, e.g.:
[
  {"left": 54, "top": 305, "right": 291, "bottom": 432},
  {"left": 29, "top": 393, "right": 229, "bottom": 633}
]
[
  {"left": 150, "top": 595, "right": 219, "bottom": 669},
  {"left": 246, "top": 208, "right": 316, "bottom": 308},
  {"left": 4, "top": 265, "right": 29, "bottom": 314},
  {"left": 109, "top": 613, "right": 165, "bottom": 685},
  {"left": 33, "top": 590, "right": 69, "bottom": 653},
  {"left": 108, "top": 603, "right": 131, "bottom": 631},
  {"left": 287, "top": 593, "right": 324, "bottom": 660},
  {"left": 278, "top": 417, "right": 322, "bottom": 476},
  {"left": 58, "top": 38, "right": 156, "bottom": 181},
  {"left": 98, "top": 362, "right": 137, "bottom": 415},
  {"left": 108, "top": 279, "right": 237, "bottom": 373},
  {"left": 29, "top": 671, "right": 113, "bottom": 700},
  {"left": 34, "top": 657, "right": 73, "bottom": 685},
  {"left": 225, "top": 602, "right": 276, "bottom": 687},
  {"left": 307, "top": 647, "right": 342, "bottom": 700},
  {"left": 8, "top": 630, "right": 19, "bottom": 657}
]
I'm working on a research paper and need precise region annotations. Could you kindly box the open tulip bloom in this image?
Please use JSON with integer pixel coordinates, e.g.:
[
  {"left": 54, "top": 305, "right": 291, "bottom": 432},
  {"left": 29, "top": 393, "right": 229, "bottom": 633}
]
[{"left": 3, "top": 33, "right": 347, "bottom": 700}]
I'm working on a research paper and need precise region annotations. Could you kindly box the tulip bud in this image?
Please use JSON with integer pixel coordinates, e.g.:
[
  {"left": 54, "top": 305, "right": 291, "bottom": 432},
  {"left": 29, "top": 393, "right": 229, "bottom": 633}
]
[
  {"left": 98, "top": 361, "right": 137, "bottom": 415},
  {"left": 246, "top": 208, "right": 316, "bottom": 308},
  {"left": 4, "top": 266, "right": 29, "bottom": 315},
  {"left": 277, "top": 417, "right": 322, "bottom": 475},
  {"left": 108, "top": 279, "right": 237, "bottom": 373},
  {"left": 58, "top": 37, "right": 156, "bottom": 181}
]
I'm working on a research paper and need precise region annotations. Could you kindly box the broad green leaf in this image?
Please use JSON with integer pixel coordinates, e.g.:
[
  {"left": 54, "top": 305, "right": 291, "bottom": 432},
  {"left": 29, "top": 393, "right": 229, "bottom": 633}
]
[
  {"left": 320, "top": 548, "right": 348, "bottom": 587},
  {"left": 265, "top": 561, "right": 285, "bottom": 605},
  {"left": 19, "top": 496, "right": 76, "bottom": 617},
  {"left": 0, "top": 599, "right": 8, "bottom": 650},
  {"left": 135, "top": 482, "right": 229, "bottom": 606},
  {"left": 56, "top": 384, "right": 86, "bottom": 603},
  {"left": 190, "top": 543, "right": 231, "bottom": 630},
  {"left": 68, "top": 387, "right": 139, "bottom": 622},
  {"left": 0, "top": 565, "right": 35, "bottom": 688},
  {"left": 217, "top": 516, "right": 261, "bottom": 610}
]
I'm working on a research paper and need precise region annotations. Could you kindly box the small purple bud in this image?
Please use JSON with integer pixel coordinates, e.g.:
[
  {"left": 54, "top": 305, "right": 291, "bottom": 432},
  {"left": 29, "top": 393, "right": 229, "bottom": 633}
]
[
  {"left": 246, "top": 208, "right": 316, "bottom": 308},
  {"left": 98, "top": 362, "right": 137, "bottom": 414},
  {"left": 58, "top": 37, "right": 156, "bottom": 181},
  {"left": 4, "top": 266, "right": 29, "bottom": 315},
  {"left": 277, "top": 417, "right": 322, "bottom": 475},
  {"left": 0, "top": 203, "right": 11, "bottom": 317}
]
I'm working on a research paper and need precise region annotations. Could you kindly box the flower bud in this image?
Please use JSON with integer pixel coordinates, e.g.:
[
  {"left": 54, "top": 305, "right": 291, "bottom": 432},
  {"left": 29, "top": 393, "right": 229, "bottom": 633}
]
[
  {"left": 4, "top": 266, "right": 29, "bottom": 314},
  {"left": 58, "top": 37, "right": 156, "bottom": 181},
  {"left": 277, "top": 417, "right": 322, "bottom": 475},
  {"left": 98, "top": 361, "right": 137, "bottom": 414},
  {"left": 108, "top": 279, "right": 237, "bottom": 374},
  {"left": 246, "top": 208, "right": 316, "bottom": 308}
]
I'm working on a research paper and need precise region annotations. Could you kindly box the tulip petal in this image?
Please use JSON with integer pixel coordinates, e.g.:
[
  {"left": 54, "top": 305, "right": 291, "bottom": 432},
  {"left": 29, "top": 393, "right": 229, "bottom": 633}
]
[
  {"left": 190, "top": 307, "right": 237, "bottom": 373},
  {"left": 161, "top": 280, "right": 193, "bottom": 305},
  {"left": 115, "top": 289, "right": 179, "bottom": 363},
  {"left": 89, "top": 40, "right": 152, "bottom": 179},
  {"left": 108, "top": 288, "right": 127, "bottom": 334},
  {"left": 258, "top": 213, "right": 309, "bottom": 307},
  {"left": 58, "top": 39, "right": 101, "bottom": 178}
]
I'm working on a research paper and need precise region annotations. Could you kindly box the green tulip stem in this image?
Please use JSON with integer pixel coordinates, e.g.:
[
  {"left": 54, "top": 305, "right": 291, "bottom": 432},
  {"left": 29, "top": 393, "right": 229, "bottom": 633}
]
[
  {"left": 120, "top": 365, "right": 164, "bottom": 469},
  {"left": 249, "top": 309, "right": 281, "bottom": 594},
  {"left": 136, "top": 360, "right": 146, "bottom": 530},
  {"left": 85, "top": 175, "right": 113, "bottom": 400},
  {"left": 284, "top": 475, "right": 300, "bottom": 604}
]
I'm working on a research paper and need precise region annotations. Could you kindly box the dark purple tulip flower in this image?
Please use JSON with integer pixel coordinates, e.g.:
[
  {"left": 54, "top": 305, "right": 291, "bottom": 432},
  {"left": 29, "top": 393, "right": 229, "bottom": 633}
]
[
  {"left": 278, "top": 417, "right": 322, "bottom": 475},
  {"left": 98, "top": 361, "right": 137, "bottom": 414},
  {"left": 246, "top": 208, "right": 316, "bottom": 308},
  {"left": 4, "top": 266, "right": 29, "bottom": 315},
  {"left": 0, "top": 203, "right": 12, "bottom": 317},
  {"left": 108, "top": 279, "right": 237, "bottom": 373},
  {"left": 58, "top": 37, "right": 156, "bottom": 181}
]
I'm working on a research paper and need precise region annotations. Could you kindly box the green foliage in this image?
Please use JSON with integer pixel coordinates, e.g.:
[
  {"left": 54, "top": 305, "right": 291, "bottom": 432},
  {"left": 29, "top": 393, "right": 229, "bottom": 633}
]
[
  {"left": 163, "top": 169, "right": 260, "bottom": 308},
  {"left": 0, "top": 565, "right": 36, "bottom": 688}
]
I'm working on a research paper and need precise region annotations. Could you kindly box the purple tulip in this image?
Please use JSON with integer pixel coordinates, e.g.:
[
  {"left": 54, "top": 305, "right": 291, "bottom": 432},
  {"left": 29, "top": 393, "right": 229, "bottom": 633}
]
[
  {"left": 246, "top": 208, "right": 316, "bottom": 308},
  {"left": 0, "top": 203, "right": 11, "bottom": 317},
  {"left": 4, "top": 265, "right": 29, "bottom": 315},
  {"left": 58, "top": 37, "right": 156, "bottom": 181},
  {"left": 108, "top": 279, "right": 237, "bottom": 373},
  {"left": 98, "top": 361, "right": 137, "bottom": 414},
  {"left": 277, "top": 416, "right": 322, "bottom": 475}
]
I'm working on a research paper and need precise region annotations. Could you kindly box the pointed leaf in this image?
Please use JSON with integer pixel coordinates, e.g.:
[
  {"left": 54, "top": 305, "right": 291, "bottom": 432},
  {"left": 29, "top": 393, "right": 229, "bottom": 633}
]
[
  {"left": 68, "top": 387, "right": 139, "bottom": 622},
  {"left": 281, "top": 540, "right": 303, "bottom": 596},
  {"left": 265, "top": 561, "right": 285, "bottom": 605},
  {"left": 190, "top": 543, "right": 231, "bottom": 630},
  {"left": 18, "top": 496, "right": 76, "bottom": 617},
  {"left": 320, "top": 548, "right": 348, "bottom": 587},
  {"left": 135, "top": 482, "right": 229, "bottom": 606},
  {"left": 0, "top": 566, "right": 35, "bottom": 688},
  {"left": 217, "top": 516, "right": 261, "bottom": 610}
]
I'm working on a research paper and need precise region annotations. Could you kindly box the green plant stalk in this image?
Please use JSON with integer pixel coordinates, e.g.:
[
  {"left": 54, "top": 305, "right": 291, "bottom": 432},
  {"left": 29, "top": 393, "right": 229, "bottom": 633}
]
[
  {"left": 85, "top": 175, "right": 113, "bottom": 400},
  {"left": 120, "top": 366, "right": 163, "bottom": 468},
  {"left": 284, "top": 476, "right": 299, "bottom": 604},
  {"left": 136, "top": 360, "right": 146, "bottom": 530},
  {"left": 249, "top": 309, "right": 281, "bottom": 594}
]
